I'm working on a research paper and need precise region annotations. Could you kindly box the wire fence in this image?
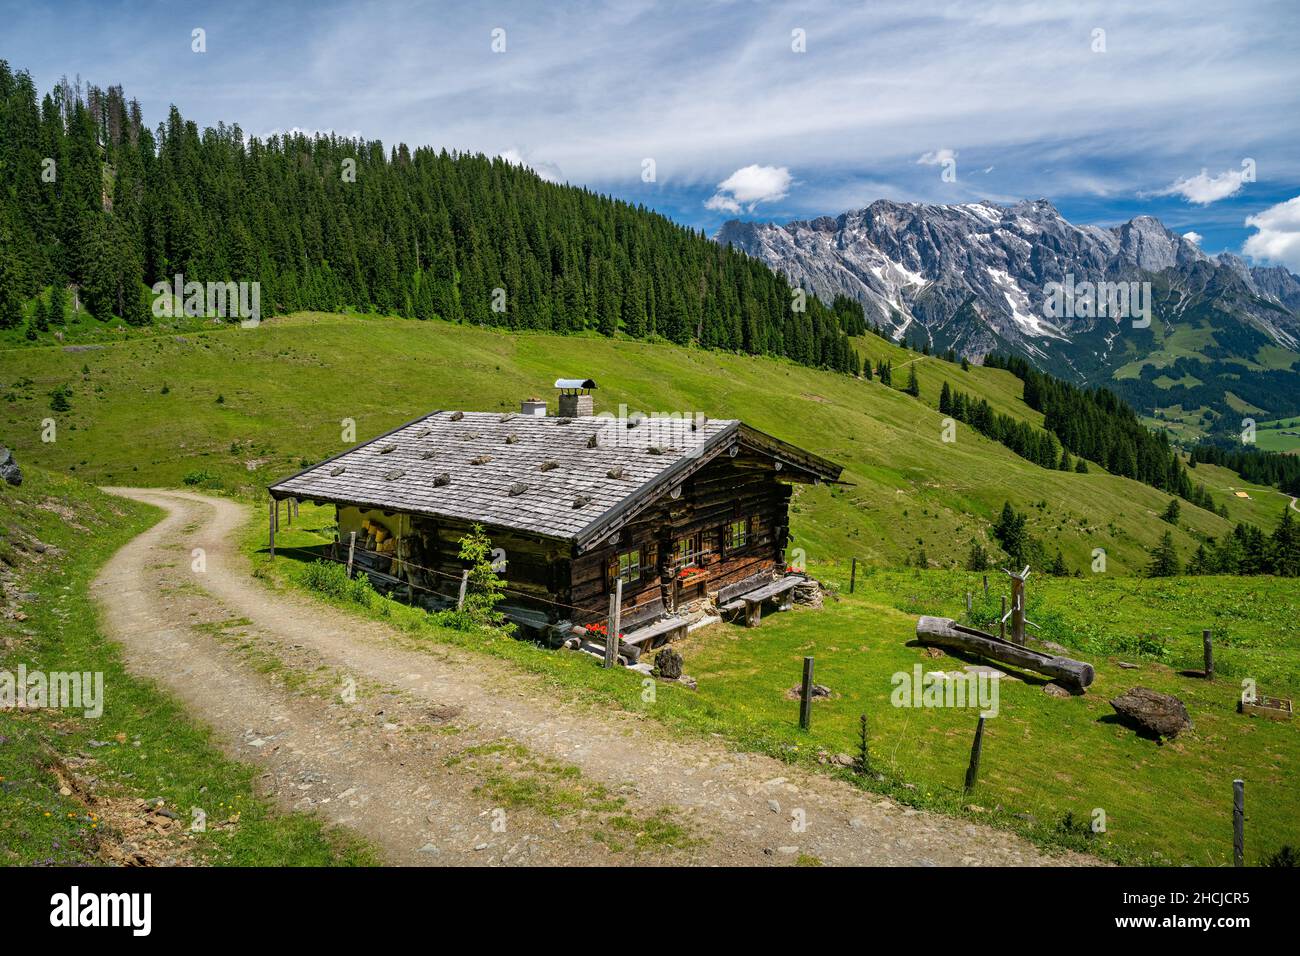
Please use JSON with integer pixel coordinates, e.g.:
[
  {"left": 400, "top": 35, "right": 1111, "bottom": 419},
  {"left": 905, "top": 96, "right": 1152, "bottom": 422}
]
[{"left": 271, "top": 532, "right": 787, "bottom": 636}]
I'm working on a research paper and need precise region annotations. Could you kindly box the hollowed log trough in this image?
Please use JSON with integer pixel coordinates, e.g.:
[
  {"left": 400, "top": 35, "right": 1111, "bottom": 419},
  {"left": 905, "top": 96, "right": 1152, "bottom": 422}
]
[{"left": 915, "top": 616, "right": 1095, "bottom": 692}]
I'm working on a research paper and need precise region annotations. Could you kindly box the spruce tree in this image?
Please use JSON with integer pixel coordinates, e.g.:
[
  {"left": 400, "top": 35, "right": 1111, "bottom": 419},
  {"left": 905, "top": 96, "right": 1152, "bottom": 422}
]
[{"left": 1147, "top": 532, "right": 1181, "bottom": 577}]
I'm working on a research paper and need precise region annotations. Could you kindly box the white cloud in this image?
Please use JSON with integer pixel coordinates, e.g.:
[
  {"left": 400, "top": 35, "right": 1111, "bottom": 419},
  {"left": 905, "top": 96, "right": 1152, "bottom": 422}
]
[
  {"left": 498, "top": 148, "right": 563, "bottom": 184},
  {"left": 1183, "top": 231, "right": 1203, "bottom": 245},
  {"left": 917, "top": 148, "right": 958, "bottom": 167},
  {"left": 705, "top": 165, "right": 792, "bottom": 214},
  {"left": 7, "top": 0, "right": 1299, "bottom": 225},
  {"left": 1156, "top": 167, "right": 1249, "bottom": 204},
  {"left": 1243, "top": 195, "right": 1300, "bottom": 271}
]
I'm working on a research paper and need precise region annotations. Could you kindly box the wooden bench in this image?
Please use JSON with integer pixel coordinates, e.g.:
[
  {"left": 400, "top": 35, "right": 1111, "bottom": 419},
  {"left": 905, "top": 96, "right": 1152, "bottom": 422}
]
[
  {"left": 717, "top": 572, "right": 774, "bottom": 608},
  {"left": 499, "top": 603, "right": 553, "bottom": 633},
  {"left": 619, "top": 595, "right": 689, "bottom": 650},
  {"left": 719, "top": 573, "right": 804, "bottom": 627}
]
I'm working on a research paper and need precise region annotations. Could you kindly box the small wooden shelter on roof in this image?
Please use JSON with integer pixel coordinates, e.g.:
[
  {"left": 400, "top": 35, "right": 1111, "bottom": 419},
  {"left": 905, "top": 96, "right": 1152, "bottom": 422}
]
[{"left": 268, "top": 390, "right": 842, "bottom": 651}]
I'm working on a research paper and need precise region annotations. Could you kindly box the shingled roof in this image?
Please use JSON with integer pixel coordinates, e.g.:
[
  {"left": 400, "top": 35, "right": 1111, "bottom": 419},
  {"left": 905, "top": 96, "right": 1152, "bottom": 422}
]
[{"left": 269, "top": 410, "right": 841, "bottom": 552}]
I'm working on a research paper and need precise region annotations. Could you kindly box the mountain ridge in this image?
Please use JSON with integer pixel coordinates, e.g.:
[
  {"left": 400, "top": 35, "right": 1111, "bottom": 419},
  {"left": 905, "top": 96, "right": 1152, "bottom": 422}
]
[{"left": 716, "top": 198, "right": 1300, "bottom": 431}]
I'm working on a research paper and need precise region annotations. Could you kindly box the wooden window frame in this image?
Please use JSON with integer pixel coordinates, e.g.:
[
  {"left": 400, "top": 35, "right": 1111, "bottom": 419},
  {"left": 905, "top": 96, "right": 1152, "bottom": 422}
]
[
  {"left": 616, "top": 548, "right": 641, "bottom": 587},
  {"left": 725, "top": 517, "right": 749, "bottom": 552},
  {"left": 672, "top": 534, "right": 700, "bottom": 571}
]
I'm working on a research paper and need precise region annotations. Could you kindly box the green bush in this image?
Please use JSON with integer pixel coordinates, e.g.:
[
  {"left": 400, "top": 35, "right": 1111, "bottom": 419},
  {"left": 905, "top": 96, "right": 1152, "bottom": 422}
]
[
  {"left": 302, "top": 560, "right": 376, "bottom": 608},
  {"left": 181, "top": 469, "right": 220, "bottom": 487}
]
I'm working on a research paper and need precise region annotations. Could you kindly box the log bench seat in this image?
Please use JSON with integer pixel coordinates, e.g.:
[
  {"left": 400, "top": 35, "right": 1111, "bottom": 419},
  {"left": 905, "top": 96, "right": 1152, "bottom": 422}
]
[
  {"left": 619, "top": 595, "right": 688, "bottom": 650},
  {"left": 719, "top": 573, "right": 804, "bottom": 627},
  {"left": 622, "top": 614, "right": 689, "bottom": 648}
]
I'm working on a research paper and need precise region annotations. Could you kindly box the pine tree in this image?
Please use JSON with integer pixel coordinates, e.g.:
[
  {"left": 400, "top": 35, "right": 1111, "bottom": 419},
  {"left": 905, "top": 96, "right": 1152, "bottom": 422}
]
[
  {"left": 1271, "top": 507, "right": 1300, "bottom": 576},
  {"left": 1147, "top": 531, "right": 1181, "bottom": 577},
  {"left": 905, "top": 365, "right": 920, "bottom": 397},
  {"left": 938, "top": 380, "right": 952, "bottom": 415},
  {"left": 1160, "top": 499, "right": 1181, "bottom": 525},
  {"left": 49, "top": 282, "right": 67, "bottom": 323},
  {"left": 992, "top": 501, "right": 1029, "bottom": 566}
]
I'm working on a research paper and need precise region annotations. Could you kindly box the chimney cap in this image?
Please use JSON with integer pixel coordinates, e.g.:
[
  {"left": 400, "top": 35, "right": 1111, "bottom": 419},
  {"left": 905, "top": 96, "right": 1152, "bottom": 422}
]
[{"left": 554, "top": 378, "right": 597, "bottom": 391}]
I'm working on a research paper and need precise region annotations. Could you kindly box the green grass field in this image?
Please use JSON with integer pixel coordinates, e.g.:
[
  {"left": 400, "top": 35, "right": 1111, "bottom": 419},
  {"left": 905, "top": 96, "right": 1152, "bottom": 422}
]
[
  {"left": 3, "top": 310, "right": 1297, "bottom": 867},
  {"left": 259, "top": 502, "right": 1300, "bottom": 866},
  {"left": 0, "top": 467, "right": 377, "bottom": 866},
  {"left": 1, "top": 311, "right": 1276, "bottom": 574},
  {"left": 1255, "top": 417, "right": 1300, "bottom": 455}
]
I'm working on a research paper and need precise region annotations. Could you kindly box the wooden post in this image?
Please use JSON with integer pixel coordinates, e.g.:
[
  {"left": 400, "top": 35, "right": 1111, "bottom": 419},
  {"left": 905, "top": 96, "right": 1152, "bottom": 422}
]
[
  {"left": 286, "top": 497, "right": 293, "bottom": 526},
  {"left": 999, "top": 596, "right": 1006, "bottom": 640},
  {"left": 604, "top": 580, "right": 622, "bottom": 668},
  {"left": 799, "top": 656, "right": 815, "bottom": 730},
  {"left": 964, "top": 716, "right": 986, "bottom": 794},
  {"left": 849, "top": 557, "right": 857, "bottom": 594},
  {"left": 1203, "top": 629, "right": 1214, "bottom": 680},
  {"left": 1233, "top": 779, "right": 1244, "bottom": 867},
  {"left": 346, "top": 531, "right": 357, "bottom": 578},
  {"left": 983, "top": 574, "right": 989, "bottom": 596},
  {"left": 1010, "top": 577, "right": 1026, "bottom": 645},
  {"left": 965, "top": 591, "right": 972, "bottom": 614},
  {"left": 456, "top": 569, "right": 469, "bottom": 610},
  {"left": 268, "top": 499, "right": 276, "bottom": 559}
]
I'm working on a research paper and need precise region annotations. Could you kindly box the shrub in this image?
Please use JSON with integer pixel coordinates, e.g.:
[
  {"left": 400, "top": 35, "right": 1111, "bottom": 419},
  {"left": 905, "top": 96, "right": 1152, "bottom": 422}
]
[
  {"left": 1265, "top": 845, "right": 1297, "bottom": 867},
  {"left": 181, "top": 469, "right": 220, "bottom": 487},
  {"left": 302, "top": 560, "right": 376, "bottom": 608}
]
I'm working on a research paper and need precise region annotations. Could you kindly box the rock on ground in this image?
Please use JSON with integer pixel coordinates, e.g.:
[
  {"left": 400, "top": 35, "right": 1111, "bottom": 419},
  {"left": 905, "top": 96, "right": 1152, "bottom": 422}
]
[{"left": 1110, "top": 687, "right": 1191, "bottom": 738}]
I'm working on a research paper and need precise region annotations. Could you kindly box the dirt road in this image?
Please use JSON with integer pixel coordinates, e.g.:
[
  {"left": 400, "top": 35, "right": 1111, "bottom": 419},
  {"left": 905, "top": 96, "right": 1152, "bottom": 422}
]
[{"left": 92, "top": 488, "right": 1092, "bottom": 866}]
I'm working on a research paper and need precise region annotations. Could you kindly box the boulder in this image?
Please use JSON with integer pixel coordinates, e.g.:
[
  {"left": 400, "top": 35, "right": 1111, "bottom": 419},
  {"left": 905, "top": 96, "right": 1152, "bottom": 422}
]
[
  {"left": 1110, "top": 687, "right": 1191, "bottom": 738},
  {"left": 0, "top": 447, "right": 21, "bottom": 487},
  {"left": 653, "top": 647, "right": 684, "bottom": 681}
]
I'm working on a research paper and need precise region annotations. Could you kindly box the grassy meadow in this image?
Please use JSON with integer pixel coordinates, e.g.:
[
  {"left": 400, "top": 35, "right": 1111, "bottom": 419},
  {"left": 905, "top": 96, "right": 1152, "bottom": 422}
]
[
  {"left": 2, "top": 310, "right": 1296, "bottom": 867},
  {"left": 2, "top": 310, "right": 1283, "bottom": 574},
  {"left": 259, "top": 502, "right": 1300, "bottom": 866},
  {"left": 0, "top": 466, "right": 377, "bottom": 865}
]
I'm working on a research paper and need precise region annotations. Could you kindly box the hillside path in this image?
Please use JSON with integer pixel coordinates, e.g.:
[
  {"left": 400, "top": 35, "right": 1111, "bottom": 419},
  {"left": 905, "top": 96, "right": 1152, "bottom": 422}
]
[{"left": 93, "top": 488, "right": 1095, "bottom": 867}]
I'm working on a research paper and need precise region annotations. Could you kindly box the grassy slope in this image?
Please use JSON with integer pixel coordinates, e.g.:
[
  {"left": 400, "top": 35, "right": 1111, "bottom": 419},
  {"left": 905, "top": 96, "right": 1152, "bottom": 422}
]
[
  {"left": 0, "top": 311, "right": 1271, "bottom": 574},
  {"left": 263, "top": 502, "right": 1300, "bottom": 866},
  {"left": 0, "top": 466, "right": 376, "bottom": 865}
]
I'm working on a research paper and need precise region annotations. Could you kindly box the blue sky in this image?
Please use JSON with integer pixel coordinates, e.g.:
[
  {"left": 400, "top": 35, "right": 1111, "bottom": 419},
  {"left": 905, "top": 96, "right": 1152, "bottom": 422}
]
[{"left": 3, "top": 0, "right": 1299, "bottom": 267}]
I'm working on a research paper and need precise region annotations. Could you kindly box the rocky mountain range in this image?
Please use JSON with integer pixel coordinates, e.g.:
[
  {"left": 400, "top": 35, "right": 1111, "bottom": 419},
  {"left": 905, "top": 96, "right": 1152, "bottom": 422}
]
[{"left": 716, "top": 200, "right": 1300, "bottom": 426}]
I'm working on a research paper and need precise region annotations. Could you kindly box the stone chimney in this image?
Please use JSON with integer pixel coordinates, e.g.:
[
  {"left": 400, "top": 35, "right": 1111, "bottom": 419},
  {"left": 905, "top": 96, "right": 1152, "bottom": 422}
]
[
  {"left": 520, "top": 397, "right": 548, "bottom": 417},
  {"left": 554, "top": 378, "right": 596, "bottom": 417}
]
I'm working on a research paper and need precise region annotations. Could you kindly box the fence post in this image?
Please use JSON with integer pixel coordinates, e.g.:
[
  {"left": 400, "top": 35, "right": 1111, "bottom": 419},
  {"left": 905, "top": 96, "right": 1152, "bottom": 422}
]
[
  {"left": 456, "top": 569, "right": 469, "bottom": 610},
  {"left": 1233, "top": 779, "right": 1245, "bottom": 867},
  {"left": 983, "top": 574, "right": 989, "bottom": 596},
  {"left": 964, "top": 716, "right": 986, "bottom": 794},
  {"left": 605, "top": 579, "right": 623, "bottom": 668},
  {"left": 965, "top": 591, "right": 972, "bottom": 614},
  {"left": 999, "top": 596, "right": 1006, "bottom": 640},
  {"left": 799, "top": 656, "right": 815, "bottom": 730},
  {"left": 849, "top": 557, "right": 857, "bottom": 594},
  {"left": 1203, "top": 629, "right": 1214, "bottom": 680}
]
